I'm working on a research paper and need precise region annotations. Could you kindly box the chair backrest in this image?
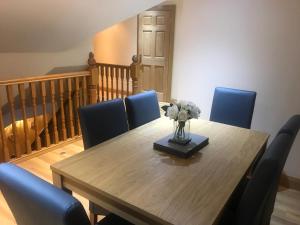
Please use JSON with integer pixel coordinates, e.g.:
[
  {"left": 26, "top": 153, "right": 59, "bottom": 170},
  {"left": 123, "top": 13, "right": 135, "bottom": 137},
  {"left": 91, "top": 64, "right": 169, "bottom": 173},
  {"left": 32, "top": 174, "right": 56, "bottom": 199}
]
[
  {"left": 263, "top": 133, "right": 293, "bottom": 173},
  {"left": 210, "top": 87, "right": 256, "bottom": 129},
  {"left": 78, "top": 98, "right": 129, "bottom": 149},
  {"left": 278, "top": 114, "right": 300, "bottom": 140},
  {"left": 0, "top": 163, "right": 90, "bottom": 225},
  {"left": 235, "top": 158, "right": 280, "bottom": 225},
  {"left": 125, "top": 90, "right": 160, "bottom": 129},
  {"left": 235, "top": 133, "right": 293, "bottom": 225}
]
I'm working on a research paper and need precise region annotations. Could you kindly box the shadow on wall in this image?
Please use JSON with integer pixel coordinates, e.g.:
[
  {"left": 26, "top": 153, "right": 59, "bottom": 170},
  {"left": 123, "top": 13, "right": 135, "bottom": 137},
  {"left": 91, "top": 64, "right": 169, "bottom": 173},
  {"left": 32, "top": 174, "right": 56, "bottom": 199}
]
[{"left": 46, "top": 65, "right": 88, "bottom": 74}]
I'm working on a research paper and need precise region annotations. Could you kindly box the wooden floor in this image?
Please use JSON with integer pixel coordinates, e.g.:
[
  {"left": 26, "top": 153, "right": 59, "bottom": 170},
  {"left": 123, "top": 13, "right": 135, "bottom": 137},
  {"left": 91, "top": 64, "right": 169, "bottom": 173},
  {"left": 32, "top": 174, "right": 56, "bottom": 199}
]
[{"left": 0, "top": 139, "right": 300, "bottom": 225}]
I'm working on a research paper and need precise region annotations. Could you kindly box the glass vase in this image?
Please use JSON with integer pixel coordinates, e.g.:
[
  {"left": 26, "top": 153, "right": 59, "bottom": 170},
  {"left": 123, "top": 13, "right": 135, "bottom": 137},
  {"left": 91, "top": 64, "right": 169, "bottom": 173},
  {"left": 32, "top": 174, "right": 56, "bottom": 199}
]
[{"left": 170, "top": 120, "right": 191, "bottom": 145}]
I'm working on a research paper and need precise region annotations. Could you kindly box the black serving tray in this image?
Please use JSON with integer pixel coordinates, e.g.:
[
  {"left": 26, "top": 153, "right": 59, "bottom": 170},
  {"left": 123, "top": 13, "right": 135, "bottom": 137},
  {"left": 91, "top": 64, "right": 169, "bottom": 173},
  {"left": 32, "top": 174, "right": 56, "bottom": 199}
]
[{"left": 153, "top": 133, "right": 209, "bottom": 158}]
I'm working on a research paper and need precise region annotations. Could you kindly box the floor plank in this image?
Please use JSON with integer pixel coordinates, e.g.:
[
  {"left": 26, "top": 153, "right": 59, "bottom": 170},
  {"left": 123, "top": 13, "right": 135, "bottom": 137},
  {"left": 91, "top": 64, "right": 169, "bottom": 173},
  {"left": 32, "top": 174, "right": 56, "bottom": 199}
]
[{"left": 0, "top": 139, "right": 299, "bottom": 225}]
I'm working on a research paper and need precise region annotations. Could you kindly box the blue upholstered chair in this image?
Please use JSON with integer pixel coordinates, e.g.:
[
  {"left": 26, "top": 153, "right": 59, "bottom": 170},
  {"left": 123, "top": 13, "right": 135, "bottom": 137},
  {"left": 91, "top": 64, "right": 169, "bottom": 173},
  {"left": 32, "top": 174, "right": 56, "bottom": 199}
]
[
  {"left": 219, "top": 132, "right": 295, "bottom": 225},
  {"left": 0, "top": 163, "right": 133, "bottom": 225},
  {"left": 78, "top": 98, "right": 129, "bottom": 223},
  {"left": 125, "top": 90, "right": 160, "bottom": 129},
  {"left": 258, "top": 115, "right": 300, "bottom": 225},
  {"left": 278, "top": 114, "right": 300, "bottom": 139},
  {"left": 0, "top": 163, "right": 90, "bottom": 225},
  {"left": 210, "top": 87, "right": 257, "bottom": 129},
  {"left": 78, "top": 98, "right": 129, "bottom": 149},
  {"left": 234, "top": 158, "right": 280, "bottom": 225}
]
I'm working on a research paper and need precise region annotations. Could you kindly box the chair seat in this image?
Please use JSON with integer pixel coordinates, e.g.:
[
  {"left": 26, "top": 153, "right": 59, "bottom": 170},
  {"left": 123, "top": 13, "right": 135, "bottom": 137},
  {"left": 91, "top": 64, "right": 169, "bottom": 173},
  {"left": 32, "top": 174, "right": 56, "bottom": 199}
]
[{"left": 97, "top": 214, "right": 133, "bottom": 225}]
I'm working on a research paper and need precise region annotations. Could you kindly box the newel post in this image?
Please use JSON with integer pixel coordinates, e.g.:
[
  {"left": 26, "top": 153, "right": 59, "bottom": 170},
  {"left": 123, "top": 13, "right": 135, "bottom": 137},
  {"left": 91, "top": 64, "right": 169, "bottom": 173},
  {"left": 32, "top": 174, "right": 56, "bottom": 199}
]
[
  {"left": 88, "top": 52, "right": 99, "bottom": 104},
  {"left": 130, "top": 55, "right": 141, "bottom": 95}
]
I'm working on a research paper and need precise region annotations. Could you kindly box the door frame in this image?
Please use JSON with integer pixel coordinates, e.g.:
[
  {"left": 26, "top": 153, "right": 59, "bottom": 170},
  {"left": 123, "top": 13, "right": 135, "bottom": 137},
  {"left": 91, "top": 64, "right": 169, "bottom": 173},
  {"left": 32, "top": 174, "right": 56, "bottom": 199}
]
[{"left": 137, "top": 5, "right": 176, "bottom": 102}]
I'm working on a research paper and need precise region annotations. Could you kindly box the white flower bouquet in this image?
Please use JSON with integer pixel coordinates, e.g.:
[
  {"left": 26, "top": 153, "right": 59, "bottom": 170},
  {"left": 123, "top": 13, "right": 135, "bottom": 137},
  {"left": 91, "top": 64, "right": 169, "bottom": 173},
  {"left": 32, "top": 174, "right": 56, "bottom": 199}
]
[{"left": 162, "top": 101, "right": 201, "bottom": 144}]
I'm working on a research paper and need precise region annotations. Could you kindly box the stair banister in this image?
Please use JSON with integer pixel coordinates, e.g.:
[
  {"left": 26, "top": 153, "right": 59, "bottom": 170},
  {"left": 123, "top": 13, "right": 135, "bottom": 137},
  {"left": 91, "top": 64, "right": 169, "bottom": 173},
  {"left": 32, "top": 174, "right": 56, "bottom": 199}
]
[{"left": 0, "top": 52, "right": 140, "bottom": 162}]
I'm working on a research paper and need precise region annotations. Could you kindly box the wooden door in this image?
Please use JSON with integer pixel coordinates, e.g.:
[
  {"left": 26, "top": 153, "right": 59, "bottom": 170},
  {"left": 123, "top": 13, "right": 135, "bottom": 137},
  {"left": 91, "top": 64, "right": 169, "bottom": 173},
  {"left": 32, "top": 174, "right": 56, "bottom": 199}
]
[{"left": 138, "top": 6, "right": 175, "bottom": 102}]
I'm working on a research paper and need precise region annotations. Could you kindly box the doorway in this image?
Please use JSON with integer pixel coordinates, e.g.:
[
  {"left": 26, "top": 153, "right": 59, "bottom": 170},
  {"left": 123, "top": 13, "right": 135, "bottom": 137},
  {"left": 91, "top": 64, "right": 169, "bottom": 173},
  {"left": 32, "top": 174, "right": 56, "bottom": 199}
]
[{"left": 137, "top": 5, "right": 176, "bottom": 102}]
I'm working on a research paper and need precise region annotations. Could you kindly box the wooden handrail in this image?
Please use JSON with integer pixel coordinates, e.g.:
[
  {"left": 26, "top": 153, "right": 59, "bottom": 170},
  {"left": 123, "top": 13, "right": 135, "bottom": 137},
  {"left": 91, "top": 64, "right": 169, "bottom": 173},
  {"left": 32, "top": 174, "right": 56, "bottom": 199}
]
[
  {"left": 0, "top": 52, "right": 141, "bottom": 162},
  {"left": 0, "top": 71, "right": 91, "bottom": 86},
  {"left": 87, "top": 52, "right": 141, "bottom": 104},
  {"left": 96, "top": 62, "right": 129, "bottom": 69},
  {"left": 0, "top": 69, "right": 91, "bottom": 162}
]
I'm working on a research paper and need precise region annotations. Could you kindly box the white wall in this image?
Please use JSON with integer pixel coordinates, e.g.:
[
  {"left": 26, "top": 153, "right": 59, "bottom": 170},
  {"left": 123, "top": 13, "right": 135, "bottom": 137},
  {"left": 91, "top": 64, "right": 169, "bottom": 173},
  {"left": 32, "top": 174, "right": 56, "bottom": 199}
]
[
  {"left": 93, "top": 16, "right": 137, "bottom": 65},
  {"left": 172, "top": 0, "right": 300, "bottom": 178}
]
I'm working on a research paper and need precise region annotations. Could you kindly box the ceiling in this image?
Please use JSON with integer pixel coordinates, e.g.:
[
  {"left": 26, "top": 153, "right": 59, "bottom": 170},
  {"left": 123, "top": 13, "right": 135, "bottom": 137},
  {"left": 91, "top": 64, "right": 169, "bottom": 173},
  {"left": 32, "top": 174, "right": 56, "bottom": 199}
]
[{"left": 0, "top": 0, "right": 163, "bottom": 52}]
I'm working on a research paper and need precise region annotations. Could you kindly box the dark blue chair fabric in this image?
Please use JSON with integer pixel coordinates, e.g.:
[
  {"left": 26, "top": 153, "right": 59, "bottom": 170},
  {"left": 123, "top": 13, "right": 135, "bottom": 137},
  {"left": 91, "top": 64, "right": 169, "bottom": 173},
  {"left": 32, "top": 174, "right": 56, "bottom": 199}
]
[
  {"left": 78, "top": 99, "right": 129, "bottom": 219},
  {"left": 262, "top": 133, "right": 293, "bottom": 173},
  {"left": 278, "top": 114, "right": 300, "bottom": 139},
  {"left": 125, "top": 90, "right": 160, "bottom": 129},
  {"left": 0, "top": 163, "right": 132, "bottom": 225},
  {"left": 258, "top": 133, "right": 294, "bottom": 225},
  {"left": 234, "top": 158, "right": 280, "bottom": 225},
  {"left": 219, "top": 133, "right": 294, "bottom": 225},
  {"left": 78, "top": 98, "right": 129, "bottom": 149},
  {"left": 210, "top": 87, "right": 257, "bottom": 129},
  {"left": 227, "top": 111, "right": 291, "bottom": 213},
  {"left": 0, "top": 163, "right": 91, "bottom": 225}
]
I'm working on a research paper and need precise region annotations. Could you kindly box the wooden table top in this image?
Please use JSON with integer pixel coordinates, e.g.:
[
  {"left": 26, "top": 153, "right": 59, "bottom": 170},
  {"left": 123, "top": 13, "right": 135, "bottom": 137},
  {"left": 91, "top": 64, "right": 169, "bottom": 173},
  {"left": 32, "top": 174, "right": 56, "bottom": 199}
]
[{"left": 51, "top": 117, "right": 269, "bottom": 225}]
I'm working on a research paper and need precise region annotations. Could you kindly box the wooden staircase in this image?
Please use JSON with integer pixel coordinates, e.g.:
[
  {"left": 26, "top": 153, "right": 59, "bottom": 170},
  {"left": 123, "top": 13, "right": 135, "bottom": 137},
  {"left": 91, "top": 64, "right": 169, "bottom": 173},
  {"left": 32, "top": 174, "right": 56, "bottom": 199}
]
[{"left": 0, "top": 52, "right": 141, "bottom": 162}]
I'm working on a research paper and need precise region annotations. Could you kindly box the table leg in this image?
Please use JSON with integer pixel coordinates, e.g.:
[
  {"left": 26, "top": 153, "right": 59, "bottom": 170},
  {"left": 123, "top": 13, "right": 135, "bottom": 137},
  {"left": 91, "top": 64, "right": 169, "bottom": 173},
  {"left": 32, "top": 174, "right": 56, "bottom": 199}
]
[{"left": 52, "top": 171, "right": 72, "bottom": 194}]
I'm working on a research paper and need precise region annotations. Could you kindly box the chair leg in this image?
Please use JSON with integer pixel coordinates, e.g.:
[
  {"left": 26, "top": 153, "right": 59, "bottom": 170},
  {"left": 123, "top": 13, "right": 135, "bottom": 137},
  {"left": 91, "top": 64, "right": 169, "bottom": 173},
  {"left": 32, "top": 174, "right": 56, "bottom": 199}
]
[{"left": 90, "top": 212, "right": 97, "bottom": 225}]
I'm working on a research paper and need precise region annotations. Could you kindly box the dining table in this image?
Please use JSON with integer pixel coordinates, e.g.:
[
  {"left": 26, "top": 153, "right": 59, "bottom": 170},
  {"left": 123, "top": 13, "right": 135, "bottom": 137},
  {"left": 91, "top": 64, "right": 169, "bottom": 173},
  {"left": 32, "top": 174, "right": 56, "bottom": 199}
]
[{"left": 51, "top": 116, "right": 269, "bottom": 225}]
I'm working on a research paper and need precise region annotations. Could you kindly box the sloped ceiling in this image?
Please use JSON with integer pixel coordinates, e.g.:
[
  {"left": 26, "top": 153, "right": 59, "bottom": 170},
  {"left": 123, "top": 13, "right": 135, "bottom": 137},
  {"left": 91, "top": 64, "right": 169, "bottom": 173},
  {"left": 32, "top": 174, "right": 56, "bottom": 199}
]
[{"left": 0, "top": 0, "right": 163, "bottom": 52}]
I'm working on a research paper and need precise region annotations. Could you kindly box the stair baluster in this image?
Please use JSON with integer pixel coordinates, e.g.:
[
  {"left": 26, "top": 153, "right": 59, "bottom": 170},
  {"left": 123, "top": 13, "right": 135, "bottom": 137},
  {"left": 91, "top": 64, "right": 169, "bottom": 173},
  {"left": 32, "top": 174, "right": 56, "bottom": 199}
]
[
  {"left": 82, "top": 76, "right": 88, "bottom": 106},
  {"left": 30, "top": 82, "right": 42, "bottom": 150},
  {"left": 75, "top": 77, "right": 81, "bottom": 135},
  {"left": 0, "top": 95, "right": 10, "bottom": 162},
  {"left": 67, "top": 78, "right": 75, "bottom": 138},
  {"left": 121, "top": 68, "right": 125, "bottom": 99},
  {"left": 105, "top": 66, "right": 109, "bottom": 100},
  {"left": 18, "top": 84, "right": 31, "bottom": 154},
  {"left": 58, "top": 79, "right": 67, "bottom": 141},
  {"left": 116, "top": 67, "right": 120, "bottom": 98},
  {"left": 126, "top": 67, "right": 130, "bottom": 97},
  {"left": 40, "top": 81, "right": 51, "bottom": 147},
  {"left": 50, "top": 80, "right": 59, "bottom": 144},
  {"left": 6, "top": 85, "right": 21, "bottom": 157},
  {"left": 110, "top": 67, "right": 114, "bottom": 99},
  {"left": 100, "top": 66, "right": 105, "bottom": 101}
]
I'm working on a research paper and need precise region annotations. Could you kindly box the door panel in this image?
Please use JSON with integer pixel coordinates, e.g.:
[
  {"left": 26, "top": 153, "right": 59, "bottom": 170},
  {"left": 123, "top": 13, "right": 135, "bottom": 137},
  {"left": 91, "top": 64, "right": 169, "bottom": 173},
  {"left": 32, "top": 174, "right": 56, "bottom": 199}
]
[
  {"left": 154, "top": 66, "right": 164, "bottom": 92},
  {"left": 143, "top": 16, "right": 153, "bottom": 25},
  {"left": 155, "top": 31, "right": 165, "bottom": 57},
  {"left": 138, "top": 6, "right": 175, "bottom": 102},
  {"left": 142, "top": 31, "right": 152, "bottom": 57},
  {"left": 156, "top": 16, "right": 166, "bottom": 25},
  {"left": 141, "top": 65, "right": 151, "bottom": 90}
]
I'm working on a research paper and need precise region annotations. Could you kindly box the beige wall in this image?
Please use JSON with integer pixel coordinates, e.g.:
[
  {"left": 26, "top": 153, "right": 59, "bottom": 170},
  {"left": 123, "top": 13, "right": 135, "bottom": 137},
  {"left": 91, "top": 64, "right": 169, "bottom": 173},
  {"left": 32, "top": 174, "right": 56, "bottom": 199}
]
[
  {"left": 93, "top": 16, "right": 137, "bottom": 65},
  {"left": 0, "top": 0, "right": 164, "bottom": 78},
  {"left": 172, "top": 0, "right": 300, "bottom": 178},
  {"left": 0, "top": 15, "right": 138, "bottom": 79},
  {"left": 0, "top": 0, "right": 163, "bottom": 52},
  {"left": 0, "top": 38, "right": 92, "bottom": 79}
]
